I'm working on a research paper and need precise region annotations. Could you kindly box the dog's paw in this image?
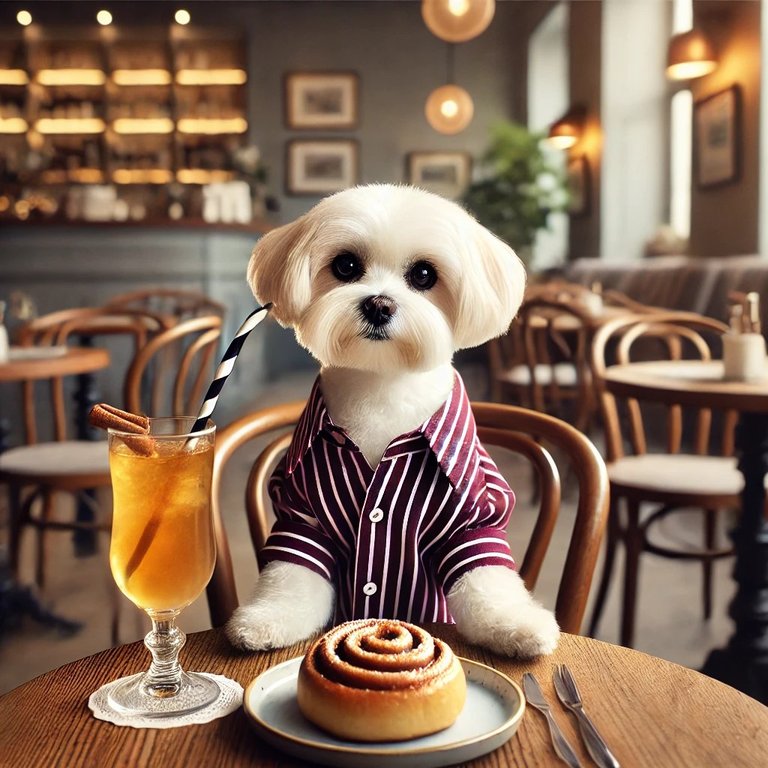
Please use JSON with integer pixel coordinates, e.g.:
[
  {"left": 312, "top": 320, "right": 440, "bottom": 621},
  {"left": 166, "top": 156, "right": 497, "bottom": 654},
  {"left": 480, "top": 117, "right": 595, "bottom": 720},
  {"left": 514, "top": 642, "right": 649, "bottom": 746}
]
[
  {"left": 447, "top": 565, "right": 560, "bottom": 658},
  {"left": 484, "top": 603, "right": 560, "bottom": 658},
  {"left": 225, "top": 603, "right": 293, "bottom": 651},
  {"left": 225, "top": 561, "right": 335, "bottom": 652}
]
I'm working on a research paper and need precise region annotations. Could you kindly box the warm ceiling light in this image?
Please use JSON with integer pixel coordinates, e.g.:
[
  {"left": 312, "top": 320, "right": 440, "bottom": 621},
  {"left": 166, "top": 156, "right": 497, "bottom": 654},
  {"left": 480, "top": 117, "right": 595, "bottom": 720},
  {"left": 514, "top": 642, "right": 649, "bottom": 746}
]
[
  {"left": 666, "top": 28, "right": 717, "bottom": 81},
  {"left": 0, "top": 69, "right": 29, "bottom": 85},
  {"left": 175, "top": 9, "right": 191, "bottom": 25},
  {"left": 176, "top": 69, "right": 247, "bottom": 85},
  {"left": 112, "top": 69, "right": 172, "bottom": 86},
  {"left": 547, "top": 105, "right": 586, "bottom": 150},
  {"left": 112, "top": 117, "right": 174, "bottom": 134},
  {"left": 37, "top": 69, "right": 106, "bottom": 86},
  {"left": 421, "top": 0, "right": 495, "bottom": 43},
  {"left": 97, "top": 9, "right": 113, "bottom": 25},
  {"left": 177, "top": 117, "right": 248, "bottom": 134},
  {"left": 16, "top": 10, "right": 32, "bottom": 25},
  {"left": 425, "top": 84, "right": 474, "bottom": 134}
]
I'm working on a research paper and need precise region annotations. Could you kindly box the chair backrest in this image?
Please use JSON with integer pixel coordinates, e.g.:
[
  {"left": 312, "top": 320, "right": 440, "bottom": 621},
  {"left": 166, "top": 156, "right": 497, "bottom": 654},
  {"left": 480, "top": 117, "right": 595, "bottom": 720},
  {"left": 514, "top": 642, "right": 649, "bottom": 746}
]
[
  {"left": 104, "top": 288, "right": 227, "bottom": 324},
  {"left": 207, "top": 399, "right": 609, "bottom": 635},
  {"left": 591, "top": 311, "right": 735, "bottom": 462},
  {"left": 14, "top": 309, "right": 221, "bottom": 444},
  {"left": 16, "top": 307, "right": 170, "bottom": 443},
  {"left": 123, "top": 315, "right": 223, "bottom": 417}
]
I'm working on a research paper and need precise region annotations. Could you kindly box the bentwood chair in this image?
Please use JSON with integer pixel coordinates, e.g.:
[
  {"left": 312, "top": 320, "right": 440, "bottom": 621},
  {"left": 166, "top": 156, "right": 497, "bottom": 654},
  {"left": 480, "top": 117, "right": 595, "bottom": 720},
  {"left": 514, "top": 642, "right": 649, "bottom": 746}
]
[
  {"left": 206, "top": 400, "right": 609, "bottom": 636},
  {"left": 587, "top": 312, "right": 739, "bottom": 648},
  {"left": 0, "top": 312, "right": 222, "bottom": 596},
  {"left": 104, "top": 288, "right": 227, "bottom": 324},
  {"left": 488, "top": 296, "right": 595, "bottom": 432}
]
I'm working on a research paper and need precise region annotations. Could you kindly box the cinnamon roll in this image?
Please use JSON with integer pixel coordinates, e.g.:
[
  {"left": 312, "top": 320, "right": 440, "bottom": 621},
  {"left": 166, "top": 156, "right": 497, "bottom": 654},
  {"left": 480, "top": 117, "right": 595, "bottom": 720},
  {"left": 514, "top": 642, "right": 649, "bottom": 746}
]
[{"left": 297, "top": 618, "right": 466, "bottom": 742}]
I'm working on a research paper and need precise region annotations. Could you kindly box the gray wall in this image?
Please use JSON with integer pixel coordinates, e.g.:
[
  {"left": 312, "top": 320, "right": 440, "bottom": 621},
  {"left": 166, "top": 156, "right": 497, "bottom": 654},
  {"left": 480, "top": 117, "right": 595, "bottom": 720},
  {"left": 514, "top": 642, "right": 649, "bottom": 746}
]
[{"left": 145, "top": 0, "right": 529, "bottom": 224}]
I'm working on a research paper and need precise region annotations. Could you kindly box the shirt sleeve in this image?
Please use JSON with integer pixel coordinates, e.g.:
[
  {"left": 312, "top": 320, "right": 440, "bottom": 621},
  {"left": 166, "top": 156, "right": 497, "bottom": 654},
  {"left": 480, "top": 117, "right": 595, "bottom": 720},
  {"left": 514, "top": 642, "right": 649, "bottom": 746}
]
[
  {"left": 258, "top": 457, "right": 337, "bottom": 582},
  {"left": 435, "top": 445, "right": 517, "bottom": 594}
]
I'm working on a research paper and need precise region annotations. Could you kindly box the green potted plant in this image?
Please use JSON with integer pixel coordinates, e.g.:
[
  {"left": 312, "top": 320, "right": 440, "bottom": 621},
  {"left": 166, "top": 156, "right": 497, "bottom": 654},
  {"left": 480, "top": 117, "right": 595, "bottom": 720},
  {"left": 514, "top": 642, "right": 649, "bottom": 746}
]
[{"left": 462, "top": 120, "right": 568, "bottom": 262}]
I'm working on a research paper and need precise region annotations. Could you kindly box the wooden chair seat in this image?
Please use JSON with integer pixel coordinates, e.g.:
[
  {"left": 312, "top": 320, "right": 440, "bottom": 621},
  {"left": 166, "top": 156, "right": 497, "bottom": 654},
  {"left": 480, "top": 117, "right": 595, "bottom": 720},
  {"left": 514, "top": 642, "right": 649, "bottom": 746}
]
[
  {"left": 0, "top": 441, "right": 109, "bottom": 483},
  {"left": 608, "top": 454, "right": 743, "bottom": 498},
  {"left": 499, "top": 362, "right": 578, "bottom": 388}
]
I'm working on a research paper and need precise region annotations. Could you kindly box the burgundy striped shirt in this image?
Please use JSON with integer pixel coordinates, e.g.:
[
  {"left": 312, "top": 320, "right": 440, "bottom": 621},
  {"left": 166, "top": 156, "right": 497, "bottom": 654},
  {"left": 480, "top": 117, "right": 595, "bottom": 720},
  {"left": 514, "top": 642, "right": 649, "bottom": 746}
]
[{"left": 259, "top": 372, "right": 517, "bottom": 624}]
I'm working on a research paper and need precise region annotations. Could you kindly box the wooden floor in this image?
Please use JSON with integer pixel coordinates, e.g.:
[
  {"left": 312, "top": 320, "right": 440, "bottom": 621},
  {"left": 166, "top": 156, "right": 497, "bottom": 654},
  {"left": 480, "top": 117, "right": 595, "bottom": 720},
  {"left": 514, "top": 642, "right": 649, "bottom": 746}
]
[{"left": 0, "top": 367, "right": 737, "bottom": 695}]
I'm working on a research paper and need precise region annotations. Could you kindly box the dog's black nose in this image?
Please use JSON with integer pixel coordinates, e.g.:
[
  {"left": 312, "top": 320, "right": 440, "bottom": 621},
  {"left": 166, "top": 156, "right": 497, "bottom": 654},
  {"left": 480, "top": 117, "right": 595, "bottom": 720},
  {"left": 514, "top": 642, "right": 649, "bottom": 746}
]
[{"left": 360, "top": 295, "right": 396, "bottom": 327}]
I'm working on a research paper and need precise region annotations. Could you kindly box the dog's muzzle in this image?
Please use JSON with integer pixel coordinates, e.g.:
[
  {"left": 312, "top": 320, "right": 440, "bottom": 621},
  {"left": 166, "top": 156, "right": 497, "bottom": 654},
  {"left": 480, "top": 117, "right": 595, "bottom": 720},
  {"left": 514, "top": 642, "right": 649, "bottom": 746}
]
[{"left": 360, "top": 295, "right": 396, "bottom": 332}]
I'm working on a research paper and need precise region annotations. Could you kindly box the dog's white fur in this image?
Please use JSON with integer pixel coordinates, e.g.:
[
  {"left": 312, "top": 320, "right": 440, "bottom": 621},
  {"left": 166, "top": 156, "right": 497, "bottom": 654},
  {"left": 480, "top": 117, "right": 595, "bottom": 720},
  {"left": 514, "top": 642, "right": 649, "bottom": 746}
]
[{"left": 226, "top": 184, "right": 559, "bottom": 657}]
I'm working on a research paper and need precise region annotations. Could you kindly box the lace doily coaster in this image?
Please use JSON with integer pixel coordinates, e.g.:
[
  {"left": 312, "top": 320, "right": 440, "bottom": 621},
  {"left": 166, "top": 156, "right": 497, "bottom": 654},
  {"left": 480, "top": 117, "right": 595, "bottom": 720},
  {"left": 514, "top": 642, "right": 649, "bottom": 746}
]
[{"left": 88, "top": 673, "right": 243, "bottom": 729}]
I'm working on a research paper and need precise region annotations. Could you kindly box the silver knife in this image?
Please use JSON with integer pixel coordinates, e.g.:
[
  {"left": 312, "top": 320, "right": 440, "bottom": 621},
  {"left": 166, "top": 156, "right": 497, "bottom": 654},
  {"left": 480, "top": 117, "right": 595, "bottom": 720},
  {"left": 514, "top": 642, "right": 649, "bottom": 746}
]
[
  {"left": 523, "top": 672, "right": 583, "bottom": 768},
  {"left": 553, "top": 664, "right": 621, "bottom": 768}
]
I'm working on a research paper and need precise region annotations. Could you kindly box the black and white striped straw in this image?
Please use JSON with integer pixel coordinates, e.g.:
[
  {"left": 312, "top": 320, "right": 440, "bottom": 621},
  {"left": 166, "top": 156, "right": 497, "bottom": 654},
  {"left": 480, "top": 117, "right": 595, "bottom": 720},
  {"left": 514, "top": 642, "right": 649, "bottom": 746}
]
[{"left": 190, "top": 303, "right": 272, "bottom": 434}]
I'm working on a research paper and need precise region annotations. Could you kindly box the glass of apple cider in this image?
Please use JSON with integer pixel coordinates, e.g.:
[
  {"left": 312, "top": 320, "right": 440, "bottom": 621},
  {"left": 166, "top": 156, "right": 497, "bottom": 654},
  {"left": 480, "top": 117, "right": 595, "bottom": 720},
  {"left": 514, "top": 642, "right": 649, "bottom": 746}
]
[{"left": 101, "top": 416, "right": 218, "bottom": 718}]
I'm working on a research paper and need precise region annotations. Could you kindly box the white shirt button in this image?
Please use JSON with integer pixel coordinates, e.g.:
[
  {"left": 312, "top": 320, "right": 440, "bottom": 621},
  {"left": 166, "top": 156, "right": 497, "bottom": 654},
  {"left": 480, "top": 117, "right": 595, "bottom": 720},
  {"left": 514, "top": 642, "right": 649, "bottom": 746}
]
[
  {"left": 363, "top": 582, "right": 377, "bottom": 596},
  {"left": 369, "top": 508, "right": 384, "bottom": 523}
]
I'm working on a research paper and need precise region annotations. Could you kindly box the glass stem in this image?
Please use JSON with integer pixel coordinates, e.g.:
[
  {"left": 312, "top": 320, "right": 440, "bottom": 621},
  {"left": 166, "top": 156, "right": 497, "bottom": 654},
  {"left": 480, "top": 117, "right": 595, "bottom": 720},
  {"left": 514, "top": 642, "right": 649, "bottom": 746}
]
[{"left": 142, "top": 611, "right": 185, "bottom": 698}]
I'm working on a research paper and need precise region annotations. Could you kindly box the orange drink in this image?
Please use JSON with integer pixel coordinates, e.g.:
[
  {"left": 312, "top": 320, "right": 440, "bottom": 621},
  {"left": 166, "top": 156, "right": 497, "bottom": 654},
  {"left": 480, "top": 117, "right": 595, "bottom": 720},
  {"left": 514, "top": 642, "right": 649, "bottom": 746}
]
[{"left": 109, "top": 435, "right": 215, "bottom": 612}]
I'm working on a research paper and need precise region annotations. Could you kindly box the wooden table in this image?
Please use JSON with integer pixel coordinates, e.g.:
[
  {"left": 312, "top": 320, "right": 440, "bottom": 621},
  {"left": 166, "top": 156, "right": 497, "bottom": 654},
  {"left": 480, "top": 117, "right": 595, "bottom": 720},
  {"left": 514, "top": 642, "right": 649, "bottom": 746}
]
[
  {"left": 1, "top": 625, "right": 766, "bottom": 767},
  {"left": 604, "top": 359, "right": 768, "bottom": 704},
  {"left": 0, "top": 346, "right": 111, "bottom": 383}
]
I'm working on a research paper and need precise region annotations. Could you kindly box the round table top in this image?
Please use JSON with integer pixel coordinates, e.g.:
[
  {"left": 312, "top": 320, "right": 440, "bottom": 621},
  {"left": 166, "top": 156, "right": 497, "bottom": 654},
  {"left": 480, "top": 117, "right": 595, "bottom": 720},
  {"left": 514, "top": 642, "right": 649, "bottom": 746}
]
[
  {"left": 0, "top": 346, "right": 110, "bottom": 382},
  {"left": 604, "top": 359, "right": 768, "bottom": 412},
  {"left": 1, "top": 625, "right": 766, "bottom": 767}
]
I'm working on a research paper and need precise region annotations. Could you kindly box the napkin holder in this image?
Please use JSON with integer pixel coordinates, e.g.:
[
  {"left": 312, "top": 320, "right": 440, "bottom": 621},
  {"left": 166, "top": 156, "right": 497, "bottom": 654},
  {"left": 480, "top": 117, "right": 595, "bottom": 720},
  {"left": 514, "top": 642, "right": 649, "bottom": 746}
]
[{"left": 723, "top": 332, "right": 767, "bottom": 382}]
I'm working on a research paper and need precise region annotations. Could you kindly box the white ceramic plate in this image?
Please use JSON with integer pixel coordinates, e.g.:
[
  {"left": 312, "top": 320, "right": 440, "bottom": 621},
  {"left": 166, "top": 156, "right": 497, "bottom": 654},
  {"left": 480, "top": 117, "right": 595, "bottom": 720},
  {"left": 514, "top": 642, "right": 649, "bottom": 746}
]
[{"left": 243, "top": 656, "right": 525, "bottom": 768}]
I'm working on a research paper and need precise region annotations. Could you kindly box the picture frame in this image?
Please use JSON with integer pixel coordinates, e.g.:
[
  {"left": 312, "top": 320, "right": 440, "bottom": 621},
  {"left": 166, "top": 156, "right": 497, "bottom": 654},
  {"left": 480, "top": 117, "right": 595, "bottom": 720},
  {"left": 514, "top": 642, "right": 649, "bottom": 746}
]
[
  {"left": 286, "top": 139, "right": 359, "bottom": 196},
  {"left": 566, "top": 154, "right": 590, "bottom": 216},
  {"left": 406, "top": 151, "right": 472, "bottom": 199},
  {"left": 694, "top": 85, "right": 740, "bottom": 188},
  {"left": 284, "top": 71, "right": 359, "bottom": 130}
]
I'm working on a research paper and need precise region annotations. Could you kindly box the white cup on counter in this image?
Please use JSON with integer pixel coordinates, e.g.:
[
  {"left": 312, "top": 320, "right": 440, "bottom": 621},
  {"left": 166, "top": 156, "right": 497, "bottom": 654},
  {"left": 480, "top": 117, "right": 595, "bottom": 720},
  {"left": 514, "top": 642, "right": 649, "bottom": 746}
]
[{"left": 722, "top": 332, "right": 767, "bottom": 382}]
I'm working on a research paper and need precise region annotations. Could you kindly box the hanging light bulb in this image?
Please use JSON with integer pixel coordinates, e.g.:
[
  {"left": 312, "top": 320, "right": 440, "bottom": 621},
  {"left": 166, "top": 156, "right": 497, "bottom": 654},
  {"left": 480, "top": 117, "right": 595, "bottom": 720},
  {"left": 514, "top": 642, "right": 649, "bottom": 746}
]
[
  {"left": 421, "top": 0, "right": 495, "bottom": 43},
  {"left": 425, "top": 84, "right": 474, "bottom": 134},
  {"left": 666, "top": 28, "right": 717, "bottom": 81},
  {"left": 425, "top": 44, "right": 474, "bottom": 134}
]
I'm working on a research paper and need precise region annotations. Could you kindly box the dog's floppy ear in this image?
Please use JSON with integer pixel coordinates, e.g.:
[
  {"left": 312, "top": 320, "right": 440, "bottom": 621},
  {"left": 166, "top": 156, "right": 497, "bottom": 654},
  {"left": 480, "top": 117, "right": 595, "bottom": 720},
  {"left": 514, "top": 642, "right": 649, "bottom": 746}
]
[
  {"left": 247, "top": 213, "right": 317, "bottom": 327},
  {"left": 453, "top": 222, "right": 526, "bottom": 349}
]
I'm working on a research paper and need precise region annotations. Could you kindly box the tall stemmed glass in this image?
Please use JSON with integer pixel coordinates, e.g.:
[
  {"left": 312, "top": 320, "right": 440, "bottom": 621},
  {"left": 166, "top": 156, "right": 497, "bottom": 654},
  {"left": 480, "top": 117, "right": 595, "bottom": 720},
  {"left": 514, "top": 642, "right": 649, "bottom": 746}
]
[{"left": 102, "top": 416, "right": 218, "bottom": 717}]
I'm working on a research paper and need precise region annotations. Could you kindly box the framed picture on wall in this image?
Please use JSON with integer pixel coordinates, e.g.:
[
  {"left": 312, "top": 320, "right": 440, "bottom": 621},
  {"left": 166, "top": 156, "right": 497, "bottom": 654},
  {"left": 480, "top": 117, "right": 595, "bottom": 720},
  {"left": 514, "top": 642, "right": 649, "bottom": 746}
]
[
  {"left": 406, "top": 151, "right": 472, "bottom": 199},
  {"left": 286, "top": 139, "right": 359, "bottom": 195},
  {"left": 284, "top": 71, "right": 359, "bottom": 130},
  {"left": 694, "top": 85, "right": 740, "bottom": 188},
  {"left": 566, "top": 154, "right": 590, "bottom": 216}
]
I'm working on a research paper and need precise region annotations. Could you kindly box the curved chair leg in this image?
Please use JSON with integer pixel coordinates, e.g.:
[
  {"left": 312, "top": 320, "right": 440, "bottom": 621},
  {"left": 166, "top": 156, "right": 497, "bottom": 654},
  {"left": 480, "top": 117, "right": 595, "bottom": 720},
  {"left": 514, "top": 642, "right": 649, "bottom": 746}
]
[
  {"left": 588, "top": 497, "right": 621, "bottom": 637},
  {"left": 702, "top": 508, "right": 717, "bottom": 621},
  {"left": 621, "top": 499, "right": 643, "bottom": 649},
  {"left": 8, "top": 484, "right": 24, "bottom": 579},
  {"left": 35, "top": 490, "right": 55, "bottom": 588}
]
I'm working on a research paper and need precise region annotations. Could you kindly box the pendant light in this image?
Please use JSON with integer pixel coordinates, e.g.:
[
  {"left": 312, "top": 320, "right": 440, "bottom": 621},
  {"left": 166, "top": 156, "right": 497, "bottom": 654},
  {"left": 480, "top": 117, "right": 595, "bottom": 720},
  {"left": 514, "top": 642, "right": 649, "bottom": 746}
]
[
  {"left": 425, "top": 44, "right": 474, "bottom": 134},
  {"left": 666, "top": 28, "right": 717, "bottom": 81},
  {"left": 421, "top": 0, "right": 495, "bottom": 43}
]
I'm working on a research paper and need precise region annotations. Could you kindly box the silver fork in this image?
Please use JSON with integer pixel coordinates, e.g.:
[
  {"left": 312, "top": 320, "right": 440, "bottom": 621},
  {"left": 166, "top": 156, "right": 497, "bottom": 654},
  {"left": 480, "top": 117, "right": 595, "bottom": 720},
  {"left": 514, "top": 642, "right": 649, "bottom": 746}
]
[
  {"left": 522, "top": 672, "right": 583, "bottom": 767},
  {"left": 553, "top": 664, "right": 621, "bottom": 768}
]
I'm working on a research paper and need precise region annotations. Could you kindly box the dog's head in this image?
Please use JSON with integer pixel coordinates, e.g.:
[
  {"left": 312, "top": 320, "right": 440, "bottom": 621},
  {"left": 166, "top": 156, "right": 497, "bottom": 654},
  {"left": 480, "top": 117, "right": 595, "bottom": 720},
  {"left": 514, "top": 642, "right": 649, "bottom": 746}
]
[{"left": 248, "top": 183, "right": 526, "bottom": 373}]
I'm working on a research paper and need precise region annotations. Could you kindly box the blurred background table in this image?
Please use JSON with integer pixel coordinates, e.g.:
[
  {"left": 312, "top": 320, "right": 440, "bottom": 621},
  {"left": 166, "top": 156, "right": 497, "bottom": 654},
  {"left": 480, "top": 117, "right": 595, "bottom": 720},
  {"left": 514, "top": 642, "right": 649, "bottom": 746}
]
[
  {"left": 1, "top": 625, "right": 766, "bottom": 767},
  {"left": 604, "top": 359, "right": 768, "bottom": 703}
]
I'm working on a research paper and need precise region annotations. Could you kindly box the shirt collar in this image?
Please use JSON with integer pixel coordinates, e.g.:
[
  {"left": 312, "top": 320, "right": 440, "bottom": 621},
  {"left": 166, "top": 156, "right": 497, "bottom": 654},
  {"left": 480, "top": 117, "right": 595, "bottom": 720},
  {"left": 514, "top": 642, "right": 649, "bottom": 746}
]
[{"left": 285, "top": 372, "right": 478, "bottom": 490}]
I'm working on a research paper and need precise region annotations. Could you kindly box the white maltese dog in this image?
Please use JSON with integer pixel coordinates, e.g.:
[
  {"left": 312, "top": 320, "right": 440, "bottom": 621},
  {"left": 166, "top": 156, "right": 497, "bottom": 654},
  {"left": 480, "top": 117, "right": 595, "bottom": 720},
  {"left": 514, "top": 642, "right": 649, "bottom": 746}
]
[{"left": 226, "top": 183, "right": 559, "bottom": 658}]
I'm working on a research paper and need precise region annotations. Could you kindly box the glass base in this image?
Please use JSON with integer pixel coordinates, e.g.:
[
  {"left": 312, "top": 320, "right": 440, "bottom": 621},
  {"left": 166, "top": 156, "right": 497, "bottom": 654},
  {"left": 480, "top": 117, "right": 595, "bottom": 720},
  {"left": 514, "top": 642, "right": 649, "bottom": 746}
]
[{"left": 106, "top": 670, "right": 222, "bottom": 718}]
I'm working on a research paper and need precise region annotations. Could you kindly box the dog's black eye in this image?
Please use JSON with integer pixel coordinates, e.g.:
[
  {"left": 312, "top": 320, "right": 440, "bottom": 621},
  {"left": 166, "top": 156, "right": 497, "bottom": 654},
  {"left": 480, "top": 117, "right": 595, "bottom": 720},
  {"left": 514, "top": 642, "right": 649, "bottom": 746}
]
[
  {"left": 331, "top": 251, "right": 363, "bottom": 282},
  {"left": 407, "top": 261, "right": 437, "bottom": 291}
]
